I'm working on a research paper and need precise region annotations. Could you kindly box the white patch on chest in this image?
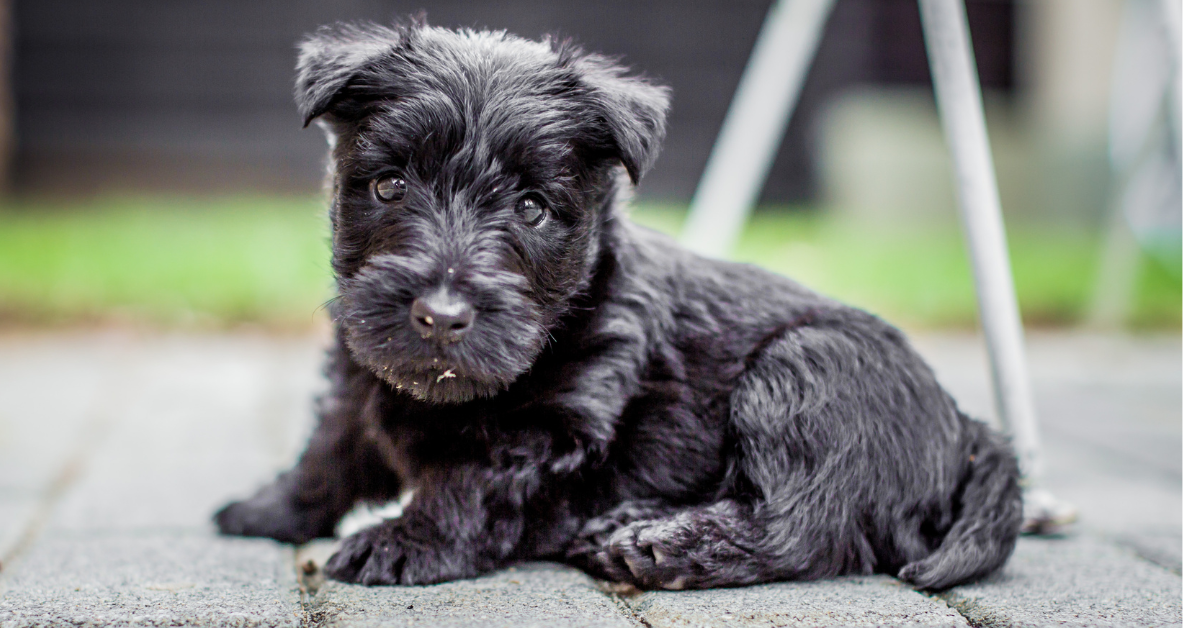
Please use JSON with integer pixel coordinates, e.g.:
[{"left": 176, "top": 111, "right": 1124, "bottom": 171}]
[{"left": 334, "top": 489, "right": 415, "bottom": 538}]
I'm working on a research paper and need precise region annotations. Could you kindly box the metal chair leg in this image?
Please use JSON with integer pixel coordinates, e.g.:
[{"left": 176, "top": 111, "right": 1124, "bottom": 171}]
[
  {"left": 680, "top": 0, "right": 1076, "bottom": 533},
  {"left": 918, "top": 0, "right": 1076, "bottom": 533},
  {"left": 679, "top": 0, "right": 835, "bottom": 258}
]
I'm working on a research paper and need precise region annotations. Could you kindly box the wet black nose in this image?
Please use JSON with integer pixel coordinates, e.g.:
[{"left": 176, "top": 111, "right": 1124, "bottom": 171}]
[{"left": 410, "top": 289, "right": 475, "bottom": 343}]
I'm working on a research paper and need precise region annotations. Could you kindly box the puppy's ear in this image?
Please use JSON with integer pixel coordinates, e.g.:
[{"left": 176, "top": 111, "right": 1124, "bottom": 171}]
[
  {"left": 571, "top": 55, "right": 671, "bottom": 185},
  {"left": 295, "top": 21, "right": 410, "bottom": 127}
]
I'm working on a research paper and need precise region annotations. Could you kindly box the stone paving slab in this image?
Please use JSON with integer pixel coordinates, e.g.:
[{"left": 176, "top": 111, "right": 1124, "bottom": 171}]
[
  {"left": 0, "top": 334, "right": 125, "bottom": 563},
  {"left": 0, "top": 333, "right": 319, "bottom": 625},
  {"left": 939, "top": 534, "right": 1182, "bottom": 628},
  {"left": 44, "top": 356, "right": 284, "bottom": 534},
  {"left": 0, "top": 499, "right": 37, "bottom": 564},
  {"left": 0, "top": 331, "right": 1182, "bottom": 627},
  {"left": 625, "top": 575, "right": 969, "bottom": 628},
  {"left": 1115, "top": 529, "right": 1183, "bottom": 575},
  {"left": 0, "top": 334, "right": 116, "bottom": 495},
  {"left": 912, "top": 333, "right": 1182, "bottom": 537},
  {"left": 297, "top": 542, "right": 974, "bottom": 628},
  {"left": 0, "top": 532, "right": 301, "bottom": 627},
  {"left": 311, "top": 562, "right": 638, "bottom": 628}
]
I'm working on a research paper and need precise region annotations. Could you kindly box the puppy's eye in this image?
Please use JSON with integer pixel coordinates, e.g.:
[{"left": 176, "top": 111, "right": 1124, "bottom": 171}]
[
  {"left": 516, "top": 196, "right": 548, "bottom": 227},
  {"left": 373, "top": 176, "right": 407, "bottom": 202}
]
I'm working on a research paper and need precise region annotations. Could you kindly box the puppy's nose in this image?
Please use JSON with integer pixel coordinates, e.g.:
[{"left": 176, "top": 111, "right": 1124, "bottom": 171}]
[{"left": 410, "top": 288, "right": 475, "bottom": 342}]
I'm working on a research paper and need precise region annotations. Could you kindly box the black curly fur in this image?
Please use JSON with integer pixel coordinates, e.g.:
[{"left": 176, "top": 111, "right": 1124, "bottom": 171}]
[{"left": 215, "top": 19, "right": 1022, "bottom": 591}]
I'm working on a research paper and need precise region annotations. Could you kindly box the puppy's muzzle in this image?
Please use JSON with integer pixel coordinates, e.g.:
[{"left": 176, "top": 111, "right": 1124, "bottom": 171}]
[{"left": 410, "top": 287, "right": 475, "bottom": 344}]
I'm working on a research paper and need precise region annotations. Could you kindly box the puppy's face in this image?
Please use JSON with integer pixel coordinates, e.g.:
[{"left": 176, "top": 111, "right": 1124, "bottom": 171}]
[{"left": 297, "top": 22, "right": 668, "bottom": 403}]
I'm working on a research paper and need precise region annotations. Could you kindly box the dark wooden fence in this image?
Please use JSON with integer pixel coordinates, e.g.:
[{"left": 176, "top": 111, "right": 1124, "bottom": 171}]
[{"left": 10, "top": 0, "right": 1013, "bottom": 200}]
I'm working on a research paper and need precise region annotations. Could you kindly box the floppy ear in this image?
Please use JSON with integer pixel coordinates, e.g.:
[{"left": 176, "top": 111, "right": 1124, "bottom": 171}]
[
  {"left": 571, "top": 55, "right": 671, "bottom": 185},
  {"left": 295, "top": 22, "right": 407, "bottom": 127}
]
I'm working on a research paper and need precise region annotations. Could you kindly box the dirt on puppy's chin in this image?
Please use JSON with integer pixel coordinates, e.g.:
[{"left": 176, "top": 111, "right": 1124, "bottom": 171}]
[{"left": 375, "top": 365, "right": 506, "bottom": 404}]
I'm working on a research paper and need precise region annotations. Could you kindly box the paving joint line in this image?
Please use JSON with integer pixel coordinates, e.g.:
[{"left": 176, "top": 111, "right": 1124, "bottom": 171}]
[
  {"left": 1109, "top": 532, "right": 1184, "bottom": 577},
  {"left": 894, "top": 580, "right": 973, "bottom": 628},
  {"left": 1040, "top": 423, "right": 1182, "bottom": 485},
  {"left": 934, "top": 592, "right": 990, "bottom": 628},
  {"left": 597, "top": 582, "right": 652, "bottom": 628},
  {"left": 0, "top": 453, "right": 87, "bottom": 575},
  {"left": 0, "top": 356, "right": 132, "bottom": 576},
  {"left": 293, "top": 545, "right": 333, "bottom": 627},
  {"left": 917, "top": 586, "right": 983, "bottom": 628}
]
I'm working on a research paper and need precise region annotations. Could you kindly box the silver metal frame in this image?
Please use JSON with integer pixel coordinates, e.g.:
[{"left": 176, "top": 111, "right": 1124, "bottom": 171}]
[
  {"left": 679, "top": 0, "right": 1076, "bottom": 532},
  {"left": 679, "top": 0, "right": 836, "bottom": 257}
]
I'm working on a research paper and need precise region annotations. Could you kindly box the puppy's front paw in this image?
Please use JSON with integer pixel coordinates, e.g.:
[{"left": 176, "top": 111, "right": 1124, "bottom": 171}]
[
  {"left": 325, "top": 524, "right": 408, "bottom": 585},
  {"left": 214, "top": 499, "right": 260, "bottom": 535},
  {"left": 326, "top": 522, "right": 468, "bottom": 586},
  {"left": 214, "top": 493, "right": 324, "bottom": 544},
  {"left": 604, "top": 519, "right": 698, "bottom": 590},
  {"left": 569, "top": 518, "right": 688, "bottom": 589},
  {"left": 568, "top": 500, "right": 678, "bottom": 556},
  {"left": 570, "top": 502, "right": 764, "bottom": 590}
]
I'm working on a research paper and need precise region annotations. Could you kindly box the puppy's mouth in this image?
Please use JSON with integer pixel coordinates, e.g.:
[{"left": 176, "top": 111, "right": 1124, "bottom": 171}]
[
  {"left": 368, "top": 348, "right": 506, "bottom": 404},
  {"left": 336, "top": 255, "right": 546, "bottom": 404}
]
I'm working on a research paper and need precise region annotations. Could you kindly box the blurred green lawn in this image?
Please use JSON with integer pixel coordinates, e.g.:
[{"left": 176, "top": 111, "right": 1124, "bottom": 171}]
[{"left": 0, "top": 197, "right": 1180, "bottom": 330}]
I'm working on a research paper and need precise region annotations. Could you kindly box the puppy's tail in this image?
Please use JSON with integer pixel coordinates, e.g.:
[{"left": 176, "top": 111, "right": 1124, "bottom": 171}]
[{"left": 898, "top": 418, "right": 1023, "bottom": 590}]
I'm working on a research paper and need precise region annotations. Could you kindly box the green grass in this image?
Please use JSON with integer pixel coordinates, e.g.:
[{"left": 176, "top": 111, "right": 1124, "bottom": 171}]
[
  {"left": 630, "top": 204, "right": 1180, "bottom": 330},
  {"left": 0, "top": 197, "right": 333, "bottom": 328},
  {"left": 0, "top": 197, "right": 1181, "bottom": 330}
]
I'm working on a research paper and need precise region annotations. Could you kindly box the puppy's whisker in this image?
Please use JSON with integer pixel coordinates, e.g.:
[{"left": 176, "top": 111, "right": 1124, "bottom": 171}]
[{"left": 314, "top": 296, "right": 342, "bottom": 319}]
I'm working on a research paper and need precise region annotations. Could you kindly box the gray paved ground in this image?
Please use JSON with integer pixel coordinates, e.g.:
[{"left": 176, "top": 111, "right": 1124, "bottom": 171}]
[{"left": 0, "top": 329, "right": 1181, "bottom": 627}]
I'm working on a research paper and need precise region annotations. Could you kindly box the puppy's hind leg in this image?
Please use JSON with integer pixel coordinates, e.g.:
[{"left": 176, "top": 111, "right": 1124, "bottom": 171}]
[
  {"left": 567, "top": 499, "right": 769, "bottom": 590},
  {"left": 728, "top": 316, "right": 1020, "bottom": 588},
  {"left": 568, "top": 316, "right": 916, "bottom": 590},
  {"left": 896, "top": 417, "right": 1022, "bottom": 590},
  {"left": 724, "top": 318, "right": 957, "bottom": 583}
]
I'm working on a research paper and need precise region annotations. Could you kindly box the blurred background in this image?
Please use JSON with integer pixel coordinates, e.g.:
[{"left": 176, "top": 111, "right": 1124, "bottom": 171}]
[
  {"left": 0, "top": 2, "right": 1183, "bottom": 610},
  {"left": 0, "top": 0, "right": 1182, "bottom": 331}
]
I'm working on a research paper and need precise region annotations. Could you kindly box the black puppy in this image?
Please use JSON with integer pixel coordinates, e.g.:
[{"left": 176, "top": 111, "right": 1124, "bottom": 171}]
[{"left": 216, "top": 19, "right": 1022, "bottom": 591}]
